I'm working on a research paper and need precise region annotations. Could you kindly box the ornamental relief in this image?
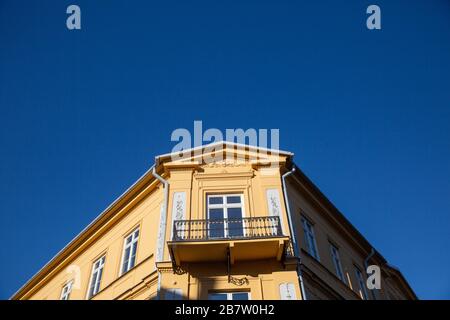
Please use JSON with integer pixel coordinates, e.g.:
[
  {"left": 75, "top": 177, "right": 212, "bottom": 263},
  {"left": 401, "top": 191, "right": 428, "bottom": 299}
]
[
  {"left": 200, "top": 160, "right": 249, "bottom": 168},
  {"left": 172, "top": 192, "right": 186, "bottom": 221},
  {"left": 266, "top": 189, "right": 281, "bottom": 217}
]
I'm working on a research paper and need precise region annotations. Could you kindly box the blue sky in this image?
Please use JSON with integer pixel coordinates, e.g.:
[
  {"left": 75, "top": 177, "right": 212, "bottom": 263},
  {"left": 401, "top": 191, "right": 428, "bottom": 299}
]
[{"left": 1, "top": 0, "right": 449, "bottom": 299}]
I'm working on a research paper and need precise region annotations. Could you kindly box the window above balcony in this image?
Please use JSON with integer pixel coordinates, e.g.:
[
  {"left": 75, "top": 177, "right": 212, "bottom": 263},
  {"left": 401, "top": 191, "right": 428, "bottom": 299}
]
[{"left": 207, "top": 194, "right": 245, "bottom": 239}]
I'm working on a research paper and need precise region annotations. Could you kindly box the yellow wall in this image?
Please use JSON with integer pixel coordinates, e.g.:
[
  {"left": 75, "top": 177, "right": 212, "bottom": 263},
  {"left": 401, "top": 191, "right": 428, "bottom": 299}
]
[
  {"left": 19, "top": 147, "right": 302, "bottom": 300},
  {"left": 13, "top": 145, "right": 414, "bottom": 300},
  {"left": 27, "top": 181, "right": 163, "bottom": 300}
]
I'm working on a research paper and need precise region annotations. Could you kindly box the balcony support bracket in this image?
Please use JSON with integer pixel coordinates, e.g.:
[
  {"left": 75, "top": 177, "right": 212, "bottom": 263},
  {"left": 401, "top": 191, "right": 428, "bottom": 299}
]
[
  {"left": 227, "top": 247, "right": 231, "bottom": 283},
  {"left": 169, "top": 246, "right": 179, "bottom": 270}
]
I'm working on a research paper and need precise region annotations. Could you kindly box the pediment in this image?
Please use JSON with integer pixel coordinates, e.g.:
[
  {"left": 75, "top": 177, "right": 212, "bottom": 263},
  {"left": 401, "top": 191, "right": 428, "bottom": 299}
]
[{"left": 157, "top": 141, "right": 292, "bottom": 169}]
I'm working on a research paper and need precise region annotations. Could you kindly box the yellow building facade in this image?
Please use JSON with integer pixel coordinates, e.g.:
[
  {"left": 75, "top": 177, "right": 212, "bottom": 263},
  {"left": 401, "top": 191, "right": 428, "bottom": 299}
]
[{"left": 11, "top": 142, "right": 416, "bottom": 300}]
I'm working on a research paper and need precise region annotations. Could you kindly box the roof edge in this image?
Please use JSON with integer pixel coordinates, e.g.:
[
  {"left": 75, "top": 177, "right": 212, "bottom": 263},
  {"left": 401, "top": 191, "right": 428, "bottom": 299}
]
[
  {"left": 156, "top": 140, "right": 294, "bottom": 163},
  {"left": 11, "top": 141, "right": 293, "bottom": 299},
  {"left": 10, "top": 165, "right": 157, "bottom": 299}
]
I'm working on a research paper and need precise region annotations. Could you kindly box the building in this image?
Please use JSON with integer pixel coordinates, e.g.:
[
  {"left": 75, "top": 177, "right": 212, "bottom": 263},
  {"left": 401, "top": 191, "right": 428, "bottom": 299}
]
[{"left": 11, "top": 142, "right": 417, "bottom": 300}]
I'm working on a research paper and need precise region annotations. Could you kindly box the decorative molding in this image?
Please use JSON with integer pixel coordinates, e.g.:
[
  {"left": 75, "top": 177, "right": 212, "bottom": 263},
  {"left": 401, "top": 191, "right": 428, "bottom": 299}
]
[
  {"left": 229, "top": 276, "right": 249, "bottom": 286},
  {"left": 172, "top": 192, "right": 186, "bottom": 221},
  {"left": 194, "top": 171, "right": 254, "bottom": 180},
  {"left": 157, "top": 266, "right": 174, "bottom": 274},
  {"left": 279, "top": 282, "right": 297, "bottom": 300},
  {"left": 267, "top": 189, "right": 281, "bottom": 217},
  {"left": 156, "top": 203, "right": 166, "bottom": 262},
  {"left": 157, "top": 264, "right": 187, "bottom": 275},
  {"left": 171, "top": 192, "right": 186, "bottom": 239},
  {"left": 266, "top": 189, "right": 285, "bottom": 234},
  {"left": 201, "top": 160, "right": 249, "bottom": 168}
]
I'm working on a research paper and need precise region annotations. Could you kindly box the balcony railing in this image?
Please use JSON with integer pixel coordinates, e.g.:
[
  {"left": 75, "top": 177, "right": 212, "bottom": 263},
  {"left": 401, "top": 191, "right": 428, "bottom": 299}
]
[{"left": 172, "top": 216, "right": 283, "bottom": 241}]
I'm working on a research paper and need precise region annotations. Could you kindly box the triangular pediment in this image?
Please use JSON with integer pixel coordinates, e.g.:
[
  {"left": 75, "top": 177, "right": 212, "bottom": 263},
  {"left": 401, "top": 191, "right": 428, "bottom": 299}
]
[{"left": 156, "top": 141, "right": 293, "bottom": 168}]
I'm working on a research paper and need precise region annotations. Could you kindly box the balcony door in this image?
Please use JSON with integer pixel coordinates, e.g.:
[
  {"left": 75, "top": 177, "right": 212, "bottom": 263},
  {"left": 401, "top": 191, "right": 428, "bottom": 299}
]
[
  {"left": 208, "top": 292, "right": 249, "bottom": 300},
  {"left": 207, "top": 194, "right": 245, "bottom": 239}
]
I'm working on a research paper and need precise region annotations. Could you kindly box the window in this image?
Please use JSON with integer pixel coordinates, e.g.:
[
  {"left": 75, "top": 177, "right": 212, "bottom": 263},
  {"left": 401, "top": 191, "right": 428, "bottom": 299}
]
[
  {"left": 330, "top": 243, "right": 345, "bottom": 282},
  {"left": 60, "top": 281, "right": 73, "bottom": 300},
  {"left": 301, "top": 217, "right": 319, "bottom": 260},
  {"left": 120, "top": 228, "right": 139, "bottom": 275},
  {"left": 165, "top": 288, "right": 183, "bottom": 300},
  {"left": 87, "top": 255, "right": 105, "bottom": 299},
  {"left": 208, "top": 292, "right": 250, "bottom": 300},
  {"left": 207, "top": 194, "right": 244, "bottom": 238},
  {"left": 355, "top": 266, "right": 369, "bottom": 300}
]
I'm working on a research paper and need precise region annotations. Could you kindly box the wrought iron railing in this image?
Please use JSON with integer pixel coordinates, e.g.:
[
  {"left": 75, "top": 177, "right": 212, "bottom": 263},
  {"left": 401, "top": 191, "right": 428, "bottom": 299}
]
[{"left": 172, "top": 216, "right": 283, "bottom": 241}]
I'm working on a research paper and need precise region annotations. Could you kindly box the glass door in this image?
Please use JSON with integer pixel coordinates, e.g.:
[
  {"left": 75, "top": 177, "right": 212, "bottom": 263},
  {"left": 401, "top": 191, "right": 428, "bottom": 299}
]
[
  {"left": 208, "top": 292, "right": 249, "bottom": 300},
  {"left": 207, "top": 194, "right": 244, "bottom": 238}
]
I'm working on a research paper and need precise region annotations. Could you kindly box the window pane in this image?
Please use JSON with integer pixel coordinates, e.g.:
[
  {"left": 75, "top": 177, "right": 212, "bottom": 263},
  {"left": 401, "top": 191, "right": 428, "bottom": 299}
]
[
  {"left": 308, "top": 234, "right": 314, "bottom": 251},
  {"left": 208, "top": 197, "right": 223, "bottom": 205},
  {"left": 130, "top": 241, "right": 138, "bottom": 268},
  {"left": 226, "top": 196, "right": 241, "bottom": 204},
  {"left": 96, "top": 268, "right": 103, "bottom": 292},
  {"left": 209, "top": 208, "right": 224, "bottom": 238},
  {"left": 166, "top": 289, "right": 183, "bottom": 300},
  {"left": 227, "top": 207, "right": 242, "bottom": 219},
  {"left": 232, "top": 293, "right": 249, "bottom": 300},
  {"left": 89, "top": 272, "right": 97, "bottom": 298},
  {"left": 208, "top": 293, "right": 227, "bottom": 300},
  {"left": 356, "top": 268, "right": 368, "bottom": 299},
  {"left": 131, "top": 240, "right": 138, "bottom": 256},
  {"left": 122, "top": 248, "right": 130, "bottom": 273},
  {"left": 227, "top": 207, "right": 243, "bottom": 237},
  {"left": 122, "top": 259, "right": 129, "bottom": 273},
  {"left": 209, "top": 208, "right": 223, "bottom": 220},
  {"left": 89, "top": 284, "right": 95, "bottom": 298}
]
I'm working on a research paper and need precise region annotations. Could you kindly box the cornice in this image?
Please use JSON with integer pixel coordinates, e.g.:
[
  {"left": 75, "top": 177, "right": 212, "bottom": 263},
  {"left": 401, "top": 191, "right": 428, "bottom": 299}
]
[
  {"left": 12, "top": 173, "right": 161, "bottom": 300},
  {"left": 194, "top": 170, "right": 254, "bottom": 180}
]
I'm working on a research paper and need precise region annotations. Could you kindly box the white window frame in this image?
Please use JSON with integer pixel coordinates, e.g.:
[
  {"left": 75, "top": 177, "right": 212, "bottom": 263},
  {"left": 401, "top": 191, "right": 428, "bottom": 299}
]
[
  {"left": 301, "top": 217, "right": 320, "bottom": 261},
  {"left": 86, "top": 255, "right": 105, "bottom": 299},
  {"left": 330, "top": 243, "right": 345, "bottom": 282},
  {"left": 208, "top": 292, "right": 250, "bottom": 300},
  {"left": 120, "top": 227, "right": 140, "bottom": 276},
  {"left": 60, "top": 280, "right": 73, "bottom": 300},
  {"left": 355, "top": 266, "right": 369, "bottom": 300},
  {"left": 207, "top": 194, "right": 246, "bottom": 238}
]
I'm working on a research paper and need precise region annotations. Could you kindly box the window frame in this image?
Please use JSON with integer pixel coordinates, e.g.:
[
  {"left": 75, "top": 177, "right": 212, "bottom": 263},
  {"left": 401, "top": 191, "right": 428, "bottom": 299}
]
[
  {"left": 119, "top": 227, "right": 140, "bottom": 276},
  {"left": 60, "top": 280, "right": 73, "bottom": 300},
  {"left": 208, "top": 291, "right": 250, "bottom": 300},
  {"left": 329, "top": 243, "right": 346, "bottom": 283},
  {"left": 86, "top": 255, "right": 106, "bottom": 299},
  {"left": 301, "top": 217, "right": 320, "bottom": 261},
  {"left": 206, "top": 194, "right": 246, "bottom": 238},
  {"left": 355, "top": 266, "right": 369, "bottom": 300}
]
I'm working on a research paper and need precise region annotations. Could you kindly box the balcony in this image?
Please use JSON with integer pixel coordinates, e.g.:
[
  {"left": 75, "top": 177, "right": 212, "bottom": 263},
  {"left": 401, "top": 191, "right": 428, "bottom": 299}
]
[{"left": 167, "top": 216, "right": 290, "bottom": 265}]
